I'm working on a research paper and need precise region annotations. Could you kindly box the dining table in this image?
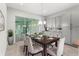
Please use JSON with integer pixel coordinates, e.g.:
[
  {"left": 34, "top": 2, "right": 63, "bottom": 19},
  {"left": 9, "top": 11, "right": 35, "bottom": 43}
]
[{"left": 32, "top": 36, "right": 60, "bottom": 56}]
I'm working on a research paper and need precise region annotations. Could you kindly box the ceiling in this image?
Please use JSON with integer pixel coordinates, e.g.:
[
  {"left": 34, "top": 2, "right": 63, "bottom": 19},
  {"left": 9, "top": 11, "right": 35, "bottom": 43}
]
[{"left": 7, "top": 3, "right": 79, "bottom": 16}]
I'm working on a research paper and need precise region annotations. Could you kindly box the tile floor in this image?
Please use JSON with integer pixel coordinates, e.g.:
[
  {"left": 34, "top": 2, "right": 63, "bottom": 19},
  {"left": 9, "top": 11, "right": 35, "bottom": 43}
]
[{"left": 5, "top": 41, "right": 78, "bottom": 56}]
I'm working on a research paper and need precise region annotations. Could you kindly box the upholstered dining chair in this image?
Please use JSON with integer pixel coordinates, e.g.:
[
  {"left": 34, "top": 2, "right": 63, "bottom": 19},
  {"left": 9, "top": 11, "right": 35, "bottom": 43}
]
[
  {"left": 47, "top": 37, "right": 65, "bottom": 56},
  {"left": 26, "top": 36, "right": 43, "bottom": 56}
]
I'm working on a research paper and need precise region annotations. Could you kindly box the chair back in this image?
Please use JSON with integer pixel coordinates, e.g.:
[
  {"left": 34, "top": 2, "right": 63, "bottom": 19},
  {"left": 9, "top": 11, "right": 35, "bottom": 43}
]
[
  {"left": 26, "top": 36, "right": 34, "bottom": 52},
  {"left": 23, "top": 34, "right": 28, "bottom": 46},
  {"left": 57, "top": 37, "right": 65, "bottom": 56}
]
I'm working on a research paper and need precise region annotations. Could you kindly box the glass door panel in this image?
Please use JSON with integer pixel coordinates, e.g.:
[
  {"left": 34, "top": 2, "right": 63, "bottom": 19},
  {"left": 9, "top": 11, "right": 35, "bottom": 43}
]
[{"left": 15, "top": 16, "right": 39, "bottom": 42}]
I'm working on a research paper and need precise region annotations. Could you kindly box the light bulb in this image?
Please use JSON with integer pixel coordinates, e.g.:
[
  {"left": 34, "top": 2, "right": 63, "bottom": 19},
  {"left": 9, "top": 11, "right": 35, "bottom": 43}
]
[
  {"left": 38, "top": 20, "right": 42, "bottom": 25},
  {"left": 44, "top": 21, "right": 46, "bottom": 24}
]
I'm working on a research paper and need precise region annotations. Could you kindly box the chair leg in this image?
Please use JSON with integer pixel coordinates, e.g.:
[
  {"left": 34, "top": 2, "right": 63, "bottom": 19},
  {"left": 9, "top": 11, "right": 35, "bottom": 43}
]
[
  {"left": 41, "top": 51, "right": 44, "bottom": 56},
  {"left": 29, "top": 53, "right": 34, "bottom": 56},
  {"left": 25, "top": 46, "right": 28, "bottom": 56},
  {"left": 23, "top": 45, "right": 25, "bottom": 52},
  {"left": 47, "top": 53, "right": 49, "bottom": 56},
  {"left": 47, "top": 53, "right": 52, "bottom": 56},
  {"left": 31, "top": 54, "right": 34, "bottom": 56},
  {"left": 28, "top": 52, "right": 30, "bottom": 56},
  {"left": 23, "top": 45, "right": 28, "bottom": 56}
]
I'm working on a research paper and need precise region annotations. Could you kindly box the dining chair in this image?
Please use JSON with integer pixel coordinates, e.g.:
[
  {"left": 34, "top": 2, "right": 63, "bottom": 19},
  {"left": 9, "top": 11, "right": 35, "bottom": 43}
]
[
  {"left": 47, "top": 37, "right": 65, "bottom": 56},
  {"left": 23, "top": 34, "right": 28, "bottom": 55},
  {"left": 26, "top": 36, "right": 43, "bottom": 56}
]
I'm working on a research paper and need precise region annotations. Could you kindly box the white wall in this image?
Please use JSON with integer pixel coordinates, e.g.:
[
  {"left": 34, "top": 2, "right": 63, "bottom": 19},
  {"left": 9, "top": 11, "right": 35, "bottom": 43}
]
[
  {"left": 46, "top": 5, "right": 79, "bottom": 44},
  {"left": 71, "top": 6, "right": 79, "bottom": 43},
  {"left": 7, "top": 7, "right": 44, "bottom": 43},
  {"left": 0, "top": 3, "right": 7, "bottom": 56}
]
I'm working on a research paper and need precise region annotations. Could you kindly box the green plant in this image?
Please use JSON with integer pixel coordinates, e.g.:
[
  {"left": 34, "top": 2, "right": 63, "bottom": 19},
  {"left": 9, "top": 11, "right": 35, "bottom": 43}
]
[
  {"left": 8, "top": 30, "right": 13, "bottom": 37},
  {"left": 39, "top": 32, "right": 43, "bottom": 35}
]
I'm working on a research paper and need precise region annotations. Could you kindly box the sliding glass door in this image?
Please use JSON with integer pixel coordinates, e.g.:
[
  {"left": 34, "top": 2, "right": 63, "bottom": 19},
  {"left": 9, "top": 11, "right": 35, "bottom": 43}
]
[{"left": 15, "top": 16, "right": 39, "bottom": 42}]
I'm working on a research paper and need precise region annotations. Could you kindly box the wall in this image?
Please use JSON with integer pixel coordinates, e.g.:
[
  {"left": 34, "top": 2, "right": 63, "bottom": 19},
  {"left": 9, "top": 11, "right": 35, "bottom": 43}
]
[
  {"left": 7, "top": 7, "right": 44, "bottom": 43},
  {"left": 0, "top": 3, "right": 7, "bottom": 56},
  {"left": 71, "top": 6, "right": 79, "bottom": 43},
  {"left": 46, "top": 5, "right": 79, "bottom": 44}
]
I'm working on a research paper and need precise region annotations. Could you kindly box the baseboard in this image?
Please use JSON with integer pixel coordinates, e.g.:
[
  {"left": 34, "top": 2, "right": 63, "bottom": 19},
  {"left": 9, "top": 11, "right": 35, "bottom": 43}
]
[{"left": 65, "top": 43, "right": 77, "bottom": 48}]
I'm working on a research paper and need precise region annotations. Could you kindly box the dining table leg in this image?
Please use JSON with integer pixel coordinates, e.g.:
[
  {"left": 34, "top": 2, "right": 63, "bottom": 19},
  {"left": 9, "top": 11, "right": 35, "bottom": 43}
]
[
  {"left": 43, "top": 45, "right": 47, "bottom": 56},
  {"left": 55, "top": 41, "right": 58, "bottom": 47},
  {"left": 25, "top": 46, "right": 28, "bottom": 56}
]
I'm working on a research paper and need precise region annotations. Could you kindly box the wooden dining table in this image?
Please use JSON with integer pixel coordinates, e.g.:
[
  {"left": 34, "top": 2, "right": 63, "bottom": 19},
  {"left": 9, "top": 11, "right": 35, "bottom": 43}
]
[{"left": 32, "top": 36, "right": 60, "bottom": 56}]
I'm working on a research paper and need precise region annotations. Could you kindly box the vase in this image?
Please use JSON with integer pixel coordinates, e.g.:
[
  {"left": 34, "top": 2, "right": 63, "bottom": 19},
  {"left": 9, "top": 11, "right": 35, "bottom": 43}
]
[{"left": 8, "top": 37, "right": 13, "bottom": 45}]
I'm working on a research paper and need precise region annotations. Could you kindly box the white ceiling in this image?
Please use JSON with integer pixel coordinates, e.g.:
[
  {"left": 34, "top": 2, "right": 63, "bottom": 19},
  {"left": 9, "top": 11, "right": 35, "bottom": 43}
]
[{"left": 7, "top": 3, "right": 79, "bottom": 16}]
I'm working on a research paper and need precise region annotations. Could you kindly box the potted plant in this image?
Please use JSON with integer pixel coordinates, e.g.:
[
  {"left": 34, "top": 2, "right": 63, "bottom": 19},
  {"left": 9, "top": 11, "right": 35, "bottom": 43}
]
[{"left": 8, "top": 29, "right": 13, "bottom": 45}]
